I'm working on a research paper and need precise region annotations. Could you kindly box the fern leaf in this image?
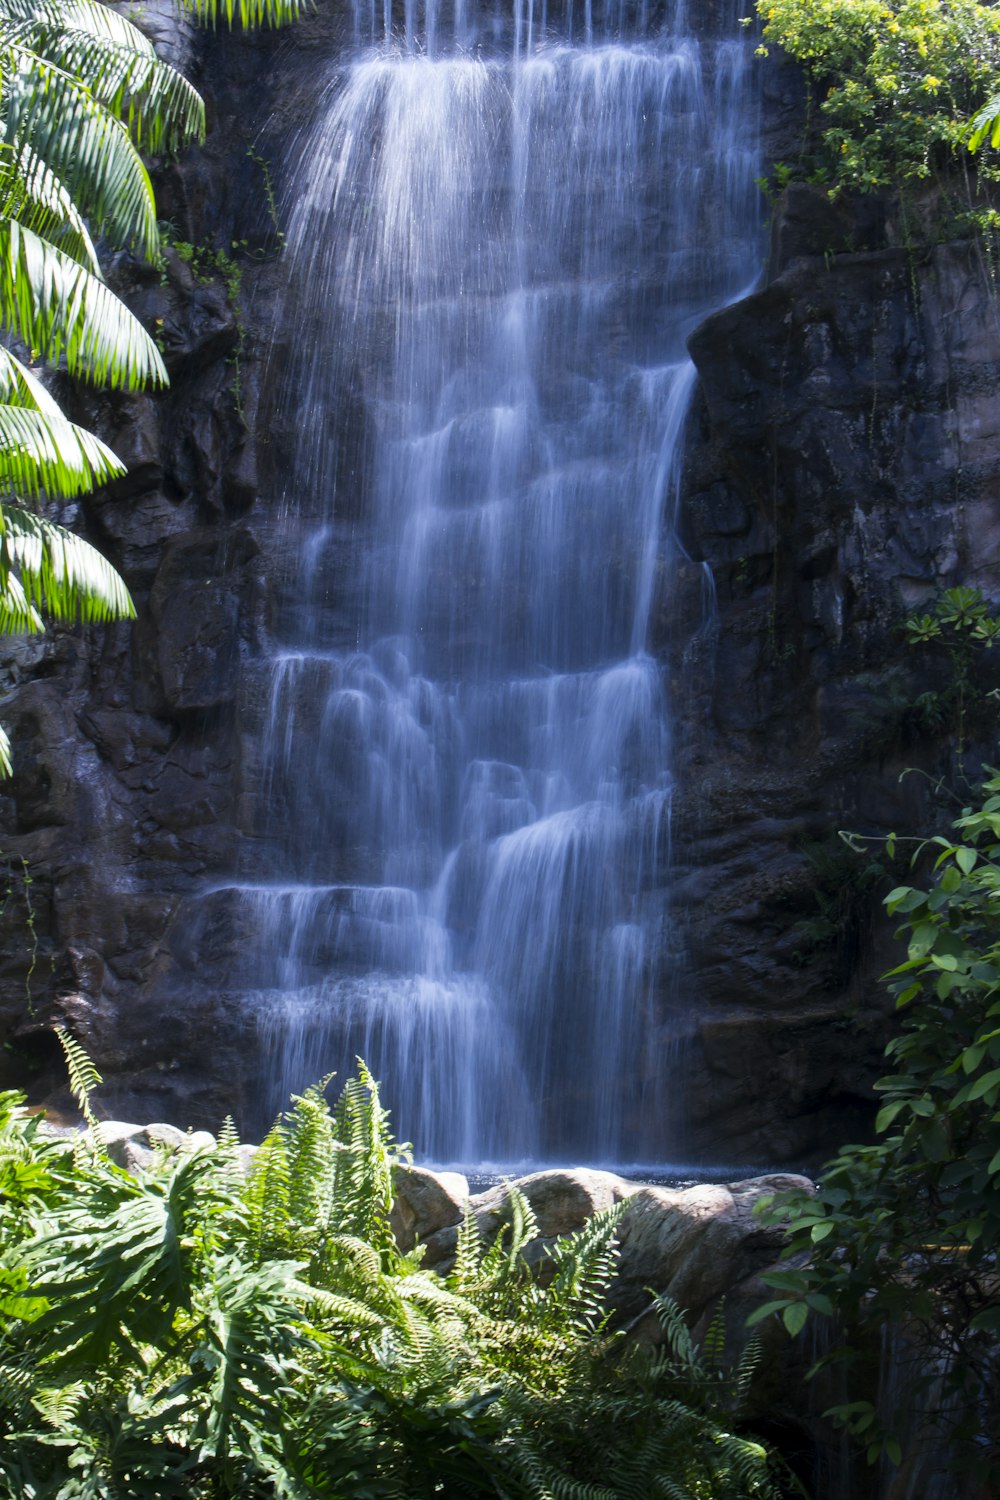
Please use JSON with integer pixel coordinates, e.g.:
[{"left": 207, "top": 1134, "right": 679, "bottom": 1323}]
[{"left": 54, "top": 1025, "right": 100, "bottom": 1129}]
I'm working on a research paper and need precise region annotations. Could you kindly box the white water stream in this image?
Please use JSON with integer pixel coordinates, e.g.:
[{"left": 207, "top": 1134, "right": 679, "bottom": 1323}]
[{"left": 230, "top": 0, "right": 761, "bottom": 1163}]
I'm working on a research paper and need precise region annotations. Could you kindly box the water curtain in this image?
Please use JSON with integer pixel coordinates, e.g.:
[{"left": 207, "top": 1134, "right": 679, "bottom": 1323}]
[{"left": 235, "top": 0, "right": 760, "bottom": 1164}]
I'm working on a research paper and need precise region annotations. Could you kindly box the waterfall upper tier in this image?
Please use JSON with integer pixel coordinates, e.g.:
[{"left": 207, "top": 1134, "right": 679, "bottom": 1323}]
[{"left": 205, "top": 0, "right": 764, "bottom": 1159}]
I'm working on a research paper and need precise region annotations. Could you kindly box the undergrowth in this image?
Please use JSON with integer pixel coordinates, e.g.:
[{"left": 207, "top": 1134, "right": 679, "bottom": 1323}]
[{"left": 0, "top": 1050, "right": 788, "bottom": 1499}]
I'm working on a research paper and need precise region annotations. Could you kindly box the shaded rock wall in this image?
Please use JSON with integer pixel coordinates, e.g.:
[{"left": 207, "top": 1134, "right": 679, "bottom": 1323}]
[
  {"left": 1, "top": 12, "right": 998, "bottom": 1163},
  {"left": 664, "top": 184, "right": 1000, "bottom": 1161}
]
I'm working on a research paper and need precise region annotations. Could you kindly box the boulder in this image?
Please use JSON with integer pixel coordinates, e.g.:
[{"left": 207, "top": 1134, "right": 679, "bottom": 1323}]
[
  {"left": 390, "top": 1164, "right": 470, "bottom": 1252},
  {"left": 612, "top": 1173, "right": 815, "bottom": 1331},
  {"left": 420, "top": 1168, "right": 639, "bottom": 1269},
  {"left": 93, "top": 1119, "right": 218, "bottom": 1170}
]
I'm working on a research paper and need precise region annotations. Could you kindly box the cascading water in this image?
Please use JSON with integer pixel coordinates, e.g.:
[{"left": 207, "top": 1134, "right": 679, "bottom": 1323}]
[{"left": 227, "top": 0, "right": 761, "bottom": 1164}]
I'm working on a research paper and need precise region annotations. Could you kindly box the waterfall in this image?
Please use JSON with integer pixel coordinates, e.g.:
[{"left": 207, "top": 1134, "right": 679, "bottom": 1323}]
[{"left": 231, "top": 0, "right": 761, "bottom": 1164}]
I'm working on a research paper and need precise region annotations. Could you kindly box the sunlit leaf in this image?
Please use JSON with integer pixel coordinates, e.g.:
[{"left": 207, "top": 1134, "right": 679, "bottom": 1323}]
[{"left": 0, "top": 218, "right": 166, "bottom": 387}]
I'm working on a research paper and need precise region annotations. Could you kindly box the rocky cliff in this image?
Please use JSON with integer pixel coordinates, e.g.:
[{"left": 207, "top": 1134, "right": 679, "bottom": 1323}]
[{"left": 1, "top": 8, "right": 997, "bottom": 1163}]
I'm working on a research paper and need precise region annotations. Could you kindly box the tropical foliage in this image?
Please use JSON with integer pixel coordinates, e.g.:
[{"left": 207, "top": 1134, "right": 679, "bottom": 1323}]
[
  {"left": 0, "top": 1056, "right": 787, "bottom": 1498},
  {"left": 0, "top": 0, "right": 309, "bottom": 774},
  {"left": 750, "top": 768, "right": 1000, "bottom": 1490},
  {"left": 754, "top": 0, "right": 1000, "bottom": 191}
]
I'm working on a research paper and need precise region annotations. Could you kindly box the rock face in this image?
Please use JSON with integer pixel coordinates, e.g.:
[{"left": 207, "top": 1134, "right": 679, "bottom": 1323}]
[
  {"left": 659, "top": 184, "right": 1000, "bottom": 1161},
  {"left": 0, "top": 15, "right": 998, "bottom": 1164}
]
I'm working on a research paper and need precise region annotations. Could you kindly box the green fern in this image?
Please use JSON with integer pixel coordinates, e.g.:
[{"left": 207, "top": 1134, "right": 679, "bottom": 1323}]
[
  {"left": 54, "top": 1025, "right": 101, "bottom": 1130},
  {"left": 0, "top": 1061, "right": 788, "bottom": 1498}
]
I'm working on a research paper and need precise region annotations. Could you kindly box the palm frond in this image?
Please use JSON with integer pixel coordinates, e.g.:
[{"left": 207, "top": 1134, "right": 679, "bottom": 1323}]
[
  {"left": 175, "top": 0, "right": 314, "bottom": 31},
  {"left": 0, "top": 566, "right": 42, "bottom": 631},
  {"left": 1, "top": 45, "right": 159, "bottom": 256},
  {"left": 0, "top": 140, "right": 100, "bottom": 270},
  {"left": 2, "top": 504, "right": 134, "bottom": 622},
  {"left": 0, "top": 342, "right": 126, "bottom": 502},
  {"left": 0, "top": 219, "right": 166, "bottom": 387},
  {"left": 0, "top": 396, "right": 124, "bottom": 497},
  {"left": 6, "top": 0, "right": 206, "bottom": 154},
  {"left": 969, "top": 92, "right": 1000, "bottom": 151}
]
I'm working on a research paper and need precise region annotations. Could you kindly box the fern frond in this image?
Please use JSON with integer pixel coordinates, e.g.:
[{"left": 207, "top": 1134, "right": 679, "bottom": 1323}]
[
  {"left": 30, "top": 1379, "right": 88, "bottom": 1427},
  {"left": 242, "top": 1119, "right": 292, "bottom": 1259},
  {"left": 449, "top": 1202, "right": 483, "bottom": 1291},
  {"left": 329, "top": 1062, "right": 400, "bottom": 1256},
  {"left": 542, "top": 1202, "right": 625, "bottom": 1335},
  {"left": 652, "top": 1294, "right": 698, "bottom": 1371},
  {"left": 701, "top": 1302, "right": 727, "bottom": 1375},
  {"left": 478, "top": 1185, "right": 538, "bottom": 1287},
  {"left": 54, "top": 1025, "right": 100, "bottom": 1129}
]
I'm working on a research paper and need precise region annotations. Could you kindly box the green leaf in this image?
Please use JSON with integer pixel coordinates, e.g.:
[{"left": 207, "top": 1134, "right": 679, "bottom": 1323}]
[
  {"left": 0, "top": 218, "right": 166, "bottom": 387},
  {"left": 964, "top": 1067, "right": 1000, "bottom": 1103},
  {"left": 2, "top": 504, "right": 134, "bottom": 622},
  {"left": 969, "top": 90, "right": 1000, "bottom": 151},
  {"left": 745, "top": 1299, "right": 793, "bottom": 1329},
  {"left": 875, "top": 1100, "right": 907, "bottom": 1132},
  {"left": 782, "top": 1302, "right": 808, "bottom": 1337},
  {"left": 805, "top": 1291, "right": 834, "bottom": 1314},
  {"left": 955, "top": 846, "right": 977, "bottom": 875},
  {"left": 886, "top": 886, "right": 925, "bottom": 914}
]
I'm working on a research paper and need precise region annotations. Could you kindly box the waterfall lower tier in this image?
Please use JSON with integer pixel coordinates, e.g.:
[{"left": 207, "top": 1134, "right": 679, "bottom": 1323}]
[{"left": 217, "top": 0, "right": 762, "bottom": 1160}]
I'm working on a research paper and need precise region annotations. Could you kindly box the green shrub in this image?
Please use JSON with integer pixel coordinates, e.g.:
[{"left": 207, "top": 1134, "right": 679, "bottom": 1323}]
[
  {"left": 0, "top": 1061, "right": 786, "bottom": 1498},
  {"left": 755, "top": 0, "right": 1000, "bottom": 191},
  {"left": 752, "top": 771, "right": 1000, "bottom": 1488}
]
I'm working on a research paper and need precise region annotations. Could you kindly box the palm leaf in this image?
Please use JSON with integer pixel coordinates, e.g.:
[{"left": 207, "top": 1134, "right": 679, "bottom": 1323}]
[
  {"left": 0, "top": 405, "right": 121, "bottom": 496},
  {"left": 0, "top": 342, "right": 123, "bottom": 496},
  {"left": 0, "top": 219, "right": 166, "bottom": 386},
  {"left": 0, "top": 45, "right": 158, "bottom": 256},
  {"left": 969, "top": 92, "right": 1000, "bottom": 151},
  {"left": 176, "top": 0, "right": 314, "bottom": 30},
  {"left": 0, "top": 140, "right": 100, "bottom": 270},
  {"left": 1, "top": 503, "right": 134, "bottom": 622},
  {"left": 0, "top": 565, "right": 41, "bottom": 630},
  {"left": 3, "top": 0, "right": 206, "bottom": 154}
]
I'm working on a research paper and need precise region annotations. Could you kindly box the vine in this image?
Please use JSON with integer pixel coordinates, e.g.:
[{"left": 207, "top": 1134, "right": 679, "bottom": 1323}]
[{"left": 172, "top": 238, "right": 250, "bottom": 426}]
